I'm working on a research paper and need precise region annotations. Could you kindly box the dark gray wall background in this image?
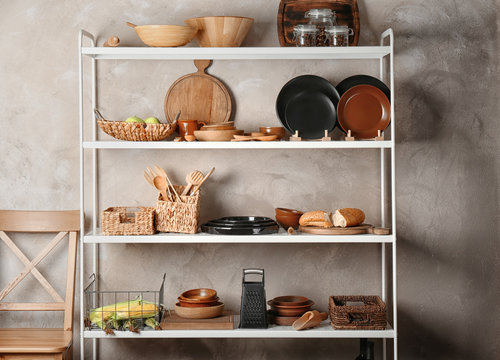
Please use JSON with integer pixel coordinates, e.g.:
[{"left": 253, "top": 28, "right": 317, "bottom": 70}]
[{"left": 0, "top": 0, "right": 499, "bottom": 359}]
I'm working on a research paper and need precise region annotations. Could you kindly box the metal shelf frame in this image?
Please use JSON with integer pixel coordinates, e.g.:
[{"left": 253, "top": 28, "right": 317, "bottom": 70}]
[{"left": 78, "top": 28, "right": 397, "bottom": 360}]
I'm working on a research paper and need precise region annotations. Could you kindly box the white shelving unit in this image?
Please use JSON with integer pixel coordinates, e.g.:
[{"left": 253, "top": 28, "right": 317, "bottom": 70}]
[{"left": 79, "top": 28, "right": 397, "bottom": 359}]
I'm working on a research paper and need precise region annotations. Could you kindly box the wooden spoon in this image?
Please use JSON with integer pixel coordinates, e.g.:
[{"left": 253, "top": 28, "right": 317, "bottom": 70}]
[
  {"left": 292, "top": 310, "right": 328, "bottom": 331},
  {"left": 190, "top": 167, "right": 215, "bottom": 195},
  {"left": 153, "top": 176, "right": 170, "bottom": 201},
  {"left": 126, "top": 22, "right": 137, "bottom": 28},
  {"left": 181, "top": 170, "right": 204, "bottom": 196},
  {"left": 154, "top": 165, "right": 183, "bottom": 203}
]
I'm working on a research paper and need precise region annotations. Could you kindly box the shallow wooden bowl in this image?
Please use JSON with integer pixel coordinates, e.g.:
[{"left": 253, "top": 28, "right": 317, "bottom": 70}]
[
  {"left": 174, "top": 302, "right": 224, "bottom": 319},
  {"left": 194, "top": 129, "right": 243, "bottom": 141},
  {"left": 132, "top": 24, "right": 197, "bottom": 47},
  {"left": 268, "top": 299, "right": 314, "bottom": 309},
  {"left": 267, "top": 310, "right": 301, "bottom": 326},
  {"left": 185, "top": 16, "right": 254, "bottom": 47},
  {"left": 180, "top": 288, "right": 217, "bottom": 301},
  {"left": 259, "top": 126, "right": 287, "bottom": 139},
  {"left": 272, "top": 295, "right": 310, "bottom": 306},
  {"left": 269, "top": 306, "right": 310, "bottom": 317},
  {"left": 178, "top": 297, "right": 220, "bottom": 307}
]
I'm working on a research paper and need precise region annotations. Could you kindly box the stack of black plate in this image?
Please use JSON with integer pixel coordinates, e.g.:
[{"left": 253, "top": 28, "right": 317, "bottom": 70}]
[
  {"left": 201, "top": 217, "right": 279, "bottom": 235},
  {"left": 276, "top": 75, "right": 340, "bottom": 139}
]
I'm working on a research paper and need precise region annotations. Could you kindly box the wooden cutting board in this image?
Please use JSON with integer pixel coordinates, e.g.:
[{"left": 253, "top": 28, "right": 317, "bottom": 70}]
[
  {"left": 160, "top": 310, "right": 234, "bottom": 330},
  {"left": 278, "top": 0, "right": 360, "bottom": 47},
  {"left": 299, "top": 224, "right": 390, "bottom": 235},
  {"left": 164, "top": 60, "right": 232, "bottom": 125}
]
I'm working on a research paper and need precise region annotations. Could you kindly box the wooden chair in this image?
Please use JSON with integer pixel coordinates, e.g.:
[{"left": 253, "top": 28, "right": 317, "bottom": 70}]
[{"left": 0, "top": 210, "right": 79, "bottom": 360}]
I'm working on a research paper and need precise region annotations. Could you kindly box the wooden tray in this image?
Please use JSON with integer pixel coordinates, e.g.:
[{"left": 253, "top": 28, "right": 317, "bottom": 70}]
[
  {"left": 164, "top": 60, "right": 232, "bottom": 125},
  {"left": 160, "top": 310, "right": 234, "bottom": 330},
  {"left": 299, "top": 224, "right": 390, "bottom": 235},
  {"left": 278, "top": 0, "right": 360, "bottom": 47}
]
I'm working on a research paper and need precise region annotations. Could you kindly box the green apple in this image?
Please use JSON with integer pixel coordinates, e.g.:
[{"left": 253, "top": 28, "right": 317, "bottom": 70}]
[
  {"left": 125, "top": 116, "right": 144, "bottom": 123},
  {"left": 144, "top": 116, "right": 160, "bottom": 124}
]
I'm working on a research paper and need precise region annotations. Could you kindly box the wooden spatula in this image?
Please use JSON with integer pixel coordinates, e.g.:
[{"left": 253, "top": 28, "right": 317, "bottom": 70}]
[{"left": 181, "top": 170, "right": 204, "bottom": 196}]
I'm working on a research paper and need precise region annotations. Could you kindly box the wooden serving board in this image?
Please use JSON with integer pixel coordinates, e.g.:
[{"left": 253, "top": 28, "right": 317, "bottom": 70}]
[
  {"left": 299, "top": 224, "right": 390, "bottom": 235},
  {"left": 164, "top": 60, "right": 232, "bottom": 125},
  {"left": 278, "top": 0, "right": 360, "bottom": 47},
  {"left": 160, "top": 310, "right": 234, "bottom": 330}
]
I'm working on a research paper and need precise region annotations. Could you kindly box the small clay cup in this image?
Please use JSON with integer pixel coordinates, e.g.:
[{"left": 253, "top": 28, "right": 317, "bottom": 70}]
[
  {"left": 259, "top": 126, "right": 287, "bottom": 140},
  {"left": 178, "top": 120, "right": 206, "bottom": 137},
  {"left": 275, "top": 214, "right": 301, "bottom": 230}
]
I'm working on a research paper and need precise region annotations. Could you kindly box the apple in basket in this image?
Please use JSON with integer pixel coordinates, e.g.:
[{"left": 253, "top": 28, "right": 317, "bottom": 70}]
[
  {"left": 144, "top": 117, "right": 161, "bottom": 124},
  {"left": 125, "top": 116, "right": 144, "bottom": 123}
]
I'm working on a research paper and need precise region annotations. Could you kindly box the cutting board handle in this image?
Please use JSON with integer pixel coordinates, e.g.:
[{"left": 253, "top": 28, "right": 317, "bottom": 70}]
[{"left": 194, "top": 60, "right": 212, "bottom": 73}]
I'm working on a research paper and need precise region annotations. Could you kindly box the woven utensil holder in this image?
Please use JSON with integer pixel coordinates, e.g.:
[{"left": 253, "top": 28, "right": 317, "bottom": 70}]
[
  {"left": 95, "top": 109, "right": 176, "bottom": 141},
  {"left": 155, "top": 186, "right": 200, "bottom": 234},
  {"left": 329, "top": 295, "right": 387, "bottom": 330},
  {"left": 101, "top": 207, "right": 156, "bottom": 235}
]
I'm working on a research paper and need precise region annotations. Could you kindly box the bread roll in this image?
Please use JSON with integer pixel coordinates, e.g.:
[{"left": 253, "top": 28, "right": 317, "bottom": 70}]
[
  {"left": 333, "top": 208, "right": 365, "bottom": 227},
  {"left": 299, "top": 211, "right": 333, "bottom": 228}
]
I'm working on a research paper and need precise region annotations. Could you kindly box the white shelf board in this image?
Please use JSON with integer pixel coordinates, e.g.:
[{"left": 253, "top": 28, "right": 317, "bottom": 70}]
[
  {"left": 83, "top": 140, "right": 393, "bottom": 150},
  {"left": 84, "top": 321, "right": 394, "bottom": 339},
  {"left": 81, "top": 46, "right": 391, "bottom": 60},
  {"left": 84, "top": 229, "right": 394, "bottom": 244}
]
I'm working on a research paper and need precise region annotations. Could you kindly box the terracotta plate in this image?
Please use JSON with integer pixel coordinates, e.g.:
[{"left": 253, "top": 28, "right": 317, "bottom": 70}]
[
  {"left": 285, "top": 91, "right": 337, "bottom": 139},
  {"left": 337, "top": 85, "right": 390, "bottom": 139}
]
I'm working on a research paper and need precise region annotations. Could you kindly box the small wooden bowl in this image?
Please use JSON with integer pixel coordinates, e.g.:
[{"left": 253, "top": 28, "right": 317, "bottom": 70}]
[
  {"left": 269, "top": 306, "right": 310, "bottom": 317},
  {"left": 268, "top": 299, "right": 314, "bottom": 309},
  {"left": 194, "top": 129, "right": 243, "bottom": 141},
  {"left": 185, "top": 16, "right": 254, "bottom": 47},
  {"left": 267, "top": 310, "right": 301, "bottom": 325},
  {"left": 180, "top": 288, "right": 217, "bottom": 301},
  {"left": 128, "top": 23, "right": 197, "bottom": 47},
  {"left": 275, "top": 208, "right": 304, "bottom": 216},
  {"left": 275, "top": 214, "right": 301, "bottom": 230},
  {"left": 174, "top": 302, "right": 224, "bottom": 319},
  {"left": 178, "top": 297, "right": 220, "bottom": 307},
  {"left": 272, "top": 296, "right": 310, "bottom": 306},
  {"left": 259, "top": 127, "right": 287, "bottom": 140}
]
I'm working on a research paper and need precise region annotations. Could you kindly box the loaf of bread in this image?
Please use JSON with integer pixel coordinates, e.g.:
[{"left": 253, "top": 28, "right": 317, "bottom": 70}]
[
  {"left": 299, "top": 211, "right": 333, "bottom": 228},
  {"left": 333, "top": 208, "right": 365, "bottom": 227}
]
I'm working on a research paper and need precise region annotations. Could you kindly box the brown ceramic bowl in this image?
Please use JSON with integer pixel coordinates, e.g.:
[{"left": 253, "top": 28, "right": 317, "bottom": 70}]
[
  {"left": 269, "top": 306, "right": 310, "bottom": 317},
  {"left": 267, "top": 310, "right": 301, "bottom": 325},
  {"left": 267, "top": 299, "right": 315, "bottom": 309},
  {"left": 275, "top": 208, "right": 304, "bottom": 217},
  {"left": 272, "top": 295, "right": 310, "bottom": 306},
  {"left": 178, "top": 297, "right": 220, "bottom": 307},
  {"left": 275, "top": 212, "right": 303, "bottom": 230},
  {"left": 174, "top": 302, "right": 224, "bottom": 319},
  {"left": 180, "top": 288, "right": 217, "bottom": 301},
  {"left": 259, "top": 126, "right": 287, "bottom": 140}
]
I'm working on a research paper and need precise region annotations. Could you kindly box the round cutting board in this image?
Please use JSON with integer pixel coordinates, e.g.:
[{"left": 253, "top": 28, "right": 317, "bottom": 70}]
[{"left": 164, "top": 60, "right": 232, "bottom": 124}]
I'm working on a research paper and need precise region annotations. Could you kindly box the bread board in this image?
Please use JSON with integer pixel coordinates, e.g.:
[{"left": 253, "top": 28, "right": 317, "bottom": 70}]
[
  {"left": 299, "top": 224, "right": 390, "bottom": 235},
  {"left": 160, "top": 310, "right": 234, "bottom": 330},
  {"left": 277, "top": 0, "right": 360, "bottom": 47},
  {"left": 164, "top": 60, "right": 232, "bottom": 125}
]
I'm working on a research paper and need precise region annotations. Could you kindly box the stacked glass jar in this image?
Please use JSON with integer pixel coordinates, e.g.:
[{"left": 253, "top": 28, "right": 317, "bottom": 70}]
[{"left": 293, "top": 9, "right": 353, "bottom": 47}]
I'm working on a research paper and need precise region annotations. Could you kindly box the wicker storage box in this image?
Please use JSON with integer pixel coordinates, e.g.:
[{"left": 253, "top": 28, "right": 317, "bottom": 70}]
[
  {"left": 329, "top": 295, "right": 387, "bottom": 330},
  {"left": 101, "top": 207, "right": 156, "bottom": 235},
  {"left": 155, "top": 186, "right": 200, "bottom": 234}
]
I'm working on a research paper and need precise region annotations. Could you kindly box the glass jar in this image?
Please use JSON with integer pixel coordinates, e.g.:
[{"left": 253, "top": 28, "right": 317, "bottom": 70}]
[
  {"left": 293, "top": 24, "right": 318, "bottom": 47},
  {"left": 304, "top": 8, "right": 335, "bottom": 46},
  {"left": 325, "top": 26, "right": 354, "bottom": 47}
]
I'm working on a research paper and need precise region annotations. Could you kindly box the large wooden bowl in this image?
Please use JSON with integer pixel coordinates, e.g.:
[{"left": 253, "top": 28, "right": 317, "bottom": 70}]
[
  {"left": 184, "top": 16, "right": 254, "bottom": 47},
  {"left": 174, "top": 302, "right": 224, "bottom": 319},
  {"left": 128, "top": 22, "right": 197, "bottom": 47}
]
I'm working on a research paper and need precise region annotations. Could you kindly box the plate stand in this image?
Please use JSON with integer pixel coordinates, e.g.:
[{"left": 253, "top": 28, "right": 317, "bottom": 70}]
[
  {"left": 344, "top": 130, "right": 385, "bottom": 141},
  {"left": 321, "top": 130, "right": 331, "bottom": 141},
  {"left": 290, "top": 130, "right": 302, "bottom": 141}
]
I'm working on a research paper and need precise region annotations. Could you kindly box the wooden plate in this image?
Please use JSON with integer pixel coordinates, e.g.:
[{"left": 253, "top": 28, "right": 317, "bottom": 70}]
[
  {"left": 164, "top": 60, "right": 232, "bottom": 125},
  {"left": 278, "top": 0, "right": 360, "bottom": 47},
  {"left": 194, "top": 129, "right": 243, "bottom": 141},
  {"left": 337, "top": 85, "right": 391, "bottom": 139},
  {"left": 299, "top": 224, "right": 391, "bottom": 235}
]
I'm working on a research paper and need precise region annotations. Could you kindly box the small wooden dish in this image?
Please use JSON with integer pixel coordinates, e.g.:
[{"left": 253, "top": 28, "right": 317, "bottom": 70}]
[
  {"left": 180, "top": 288, "right": 217, "bottom": 301},
  {"left": 174, "top": 302, "right": 224, "bottom": 319},
  {"left": 268, "top": 299, "right": 314, "bottom": 309},
  {"left": 259, "top": 126, "right": 287, "bottom": 139},
  {"left": 127, "top": 22, "right": 197, "bottom": 47},
  {"left": 194, "top": 129, "right": 243, "bottom": 141},
  {"left": 268, "top": 306, "right": 310, "bottom": 317},
  {"left": 267, "top": 310, "right": 301, "bottom": 326},
  {"left": 178, "top": 297, "right": 220, "bottom": 307},
  {"left": 272, "top": 296, "right": 310, "bottom": 306}
]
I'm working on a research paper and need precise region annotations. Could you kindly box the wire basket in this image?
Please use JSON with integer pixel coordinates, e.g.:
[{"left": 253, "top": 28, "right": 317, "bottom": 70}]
[{"left": 84, "top": 273, "right": 165, "bottom": 333}]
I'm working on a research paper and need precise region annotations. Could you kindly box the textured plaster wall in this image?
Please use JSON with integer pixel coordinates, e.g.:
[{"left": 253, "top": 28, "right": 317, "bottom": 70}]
[{"left": 1, "top": 0, "right": 499, "bottom": 359}]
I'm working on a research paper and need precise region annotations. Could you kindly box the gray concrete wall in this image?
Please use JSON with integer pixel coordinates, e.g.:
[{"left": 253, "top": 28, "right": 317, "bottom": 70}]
[{"left": 1, "top": 0, "right": 499, "bottom": 359}]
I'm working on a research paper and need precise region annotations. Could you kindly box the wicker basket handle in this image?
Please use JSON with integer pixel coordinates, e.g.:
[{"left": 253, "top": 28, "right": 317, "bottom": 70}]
[
  {"left": 348, "top": 313, "right": 370, "bottom": 325},
  {"left": 94, "top": 108, "right": 106, "bottom": 121}
]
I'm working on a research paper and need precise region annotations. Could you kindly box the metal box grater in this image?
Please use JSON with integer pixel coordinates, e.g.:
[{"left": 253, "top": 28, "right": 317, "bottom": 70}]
[{"left": 239, "top": 268, "right": 268, "bottom": 328}]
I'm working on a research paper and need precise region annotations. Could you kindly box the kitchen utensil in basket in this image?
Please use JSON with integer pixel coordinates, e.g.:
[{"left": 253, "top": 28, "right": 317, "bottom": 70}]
[
  {"left": 155, "top": 186, "right": 200, "bottom": 234},
  {"left": 239, "top": 268, "right": 268, "bottom": 328}
]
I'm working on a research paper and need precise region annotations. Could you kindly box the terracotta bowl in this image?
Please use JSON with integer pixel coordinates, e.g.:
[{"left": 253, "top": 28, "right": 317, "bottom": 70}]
[
  {"left": 185, "top": 16, "right": 254, "bottom": 47},
  {"left": 275, "top": 213, "right": 302, "bottom": 230},
  {"left": 272, "top": 295, "right": 310, "bottom": 306},
  {"left": 267, "top": 299, "right": 315, "bottom": 309},
  {"left": 178, "top": 297, "right": 220, "bottom": 307},
  {"left": 180, "top": 288, "right": 217, "bottom": 301},
  {"left": 259, "top": 127, "right": 287, "bottom": 140},
  {"left": 174, "top": 302, "right": 224, "bottom": 319},
  {"left": 269, "top": 306, "right": 310, "bottom": 317},
  {"left": 275, "top": 208, "right": 304, "bottom": 216}
]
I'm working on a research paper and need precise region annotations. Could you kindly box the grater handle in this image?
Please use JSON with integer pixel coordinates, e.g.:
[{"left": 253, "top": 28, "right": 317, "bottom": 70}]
[{"left": 243, "top": 268, "right": 265, "bottom": 285}]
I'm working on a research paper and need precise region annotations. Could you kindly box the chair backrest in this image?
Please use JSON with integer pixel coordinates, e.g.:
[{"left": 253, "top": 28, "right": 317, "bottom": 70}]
[{"left": 0, "top": 210, "right": 79, "bottom": 331}]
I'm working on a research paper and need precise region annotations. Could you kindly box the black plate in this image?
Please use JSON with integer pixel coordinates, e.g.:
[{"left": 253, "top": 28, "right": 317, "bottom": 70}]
[
  {"left": 211, "top": 216, "right": 275, "bottom": 225},
  {"left": 336, "top": 74, "right": 391, "bottom": 100},
  {"left": 201, "top": 224, "right": 279, "bottom": 235},
  {"left": 285, "top": 91, "right": 337, "bottom": 139},
  {"left": 204, "top": 221, "right": 277, "bottom": 228},
  {"left": 276, "top": 75, "right": 340, "bottom": 135}
]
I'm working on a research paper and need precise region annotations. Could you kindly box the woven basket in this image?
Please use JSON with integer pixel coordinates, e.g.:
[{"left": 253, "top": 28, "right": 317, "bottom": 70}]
[
  {"left": 101, "top": 207, "right": 156, "bottom": 235},
  {"left": 329, "top": 295, "right": 387, "bottom": 330},
  {"left": 95, "top": 109, "right": 176, "bottom": 141},
  {"left": 155, "top": 185, "right": 200, "bottom": 234}
]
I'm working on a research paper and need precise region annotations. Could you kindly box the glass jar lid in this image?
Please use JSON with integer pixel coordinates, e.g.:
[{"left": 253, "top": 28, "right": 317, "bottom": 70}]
[
  {"left": 293, "top": 24, "right": 319, "bottom": 33},
  {"left": 325, "top": 25, "right": 349, "bottom": 34},
  {"left": 305, "top": 8, "right": 335, "bottom": 18}
]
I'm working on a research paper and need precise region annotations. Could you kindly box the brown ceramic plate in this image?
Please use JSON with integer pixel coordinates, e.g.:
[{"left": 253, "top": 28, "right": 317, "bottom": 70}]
[
  {"left": 178, "top": 297, "right": 220, "bottom": 307},
  {"left": 337, "top": 84, "right": 390, "bottom": 139},
  {"left": 272, "top": 296, "right": 310, "bottom": 306},
  {"left": 267, "top": 310, "right": 301, "bottom": 326},
  {"left": 268, "top": 306, "right": 311, "bottom": 317},
  {"left": 267, "top": 299, "right": 314, "bottom": 309}
]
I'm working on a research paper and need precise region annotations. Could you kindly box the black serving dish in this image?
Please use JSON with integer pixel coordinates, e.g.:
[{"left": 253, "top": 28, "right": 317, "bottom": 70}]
[{"left": 201, "top": 216, "right": 279, "bottom": 235}]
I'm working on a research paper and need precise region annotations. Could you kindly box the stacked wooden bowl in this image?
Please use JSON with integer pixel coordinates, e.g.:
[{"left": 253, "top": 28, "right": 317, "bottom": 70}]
[
  {"left": 194, "top": 122, "right": 243, "bottom": 141},
  {"left": 175, "top": 288, "right": 224, "bottom": 319},
  {"left": 267, "top": 296, "right": 314, "bottom": 325}
]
